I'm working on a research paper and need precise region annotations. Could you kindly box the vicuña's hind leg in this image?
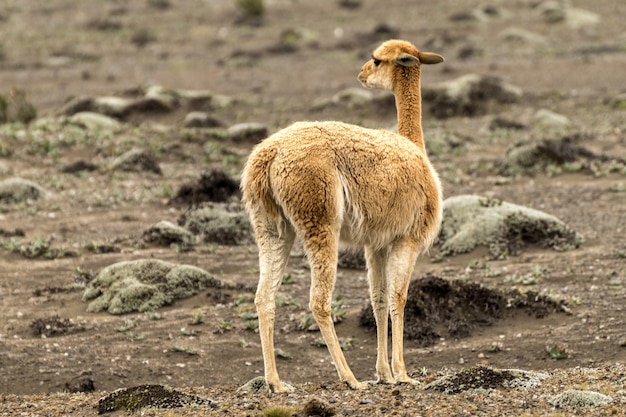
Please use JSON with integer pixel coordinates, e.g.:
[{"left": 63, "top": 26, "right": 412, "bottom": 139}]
[
  {"left": 364, "top": 246, "right": 394, "bottom": 384},
  {"left": 253, "top": 216, "right": 296, "bottom": 393},
  {"left": 306, "top": 227, "right": 368, "bottom": 390},
  {"left": 387, "top": 238, "right": 420, "bottom": 384}
]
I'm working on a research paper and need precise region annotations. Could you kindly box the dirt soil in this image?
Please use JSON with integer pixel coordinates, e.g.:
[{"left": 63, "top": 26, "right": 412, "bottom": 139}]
[{"left": 1, "top": 0, "right": 625, "bottom": 416}]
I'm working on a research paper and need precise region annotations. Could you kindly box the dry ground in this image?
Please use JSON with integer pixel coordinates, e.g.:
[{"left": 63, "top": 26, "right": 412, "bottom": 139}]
[{"left": 0, "top": 0, "right": 625, "bottom": 415}]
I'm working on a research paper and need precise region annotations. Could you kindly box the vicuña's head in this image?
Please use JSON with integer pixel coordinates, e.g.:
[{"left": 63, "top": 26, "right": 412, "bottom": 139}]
[{"left": 358, "top": 39, "right": 444, "bottom": 91}]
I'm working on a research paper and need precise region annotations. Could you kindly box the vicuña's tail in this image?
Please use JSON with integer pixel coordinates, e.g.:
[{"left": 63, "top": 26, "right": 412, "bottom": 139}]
[{"left": 241, "top": 145, "right": 280, "bottom": 221}]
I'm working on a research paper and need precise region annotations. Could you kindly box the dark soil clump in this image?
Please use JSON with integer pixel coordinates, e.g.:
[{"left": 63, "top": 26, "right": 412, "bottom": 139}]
[
  {"left": 97, "top": 384, "right": 215, "bottom": 413},
  {"left": 425, "top": 366, "right": 519, "bottom": 394},
  {"left": 61, "top": 160, "right": 99, "bottom": 173},
  {"left": 359, "top": 274, "right": 565, "bottom": 347},
  {"left": 170, "top": 169, "right": 240, "bottom": 206},
  {"left": 30, "top": 316, "right": 86, "bottom": 337}
]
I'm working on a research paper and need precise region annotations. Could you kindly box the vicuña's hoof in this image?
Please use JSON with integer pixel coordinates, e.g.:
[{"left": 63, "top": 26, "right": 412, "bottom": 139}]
[
  {"left": 346, "top": 380, "right": 370, "bottom": 390},
  {"left": 270, "top": 382, "right": 293, "bottom": 393},
  {"left": 395, "top": 376, "right": 419, "bottom": 386}
]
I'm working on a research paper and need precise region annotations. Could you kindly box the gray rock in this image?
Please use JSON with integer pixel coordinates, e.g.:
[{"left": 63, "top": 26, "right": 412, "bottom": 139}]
[
  {"left": 438, "top": 195, "right": 580, "bottom": 258},
  {"left": 550, "top": 390, "right": 613, "bottom": 408},
  {"left": 176, "top": 89, "right": 214, "bottom": 109},
  {"left": 227, "top": 122, "right": 268, "bottom": 143},
  {"left": 0, "top": 177, "right": 48, "bottom": 203},
  {"left": 93, "top": 96, "right": 137, "bottom": 118},
  {"left": 537, "top": 1, "right": 600, "bottom": 28},
  {"left": 497, "top": 27, "right": 548, "bottom": 45},
  {"left": 57, "top": 96, "right": 96, "bottom": 116},
  {"left": 0, "top": 161, "right": 13, "bottom": 177},
  {"left": 311, "top": 87, "right": 395, "bottom": 113},
  {"left": 142, "top": 220, "right": 195, "bottom": 248},
  {"left": 183, "top": 112, "right": 225, "bottom": 128},
  {"left": 423, "top": 74, "right": 522, "bottom": 118},
  {"left": 69, "top": 111, "right": 121, "bottom": 130},
  {"left": 110, "top": 149, "right": 162, "bottom": 174},
  {"left": 534, "top": 108, "right": 571, "bottom": 129}
]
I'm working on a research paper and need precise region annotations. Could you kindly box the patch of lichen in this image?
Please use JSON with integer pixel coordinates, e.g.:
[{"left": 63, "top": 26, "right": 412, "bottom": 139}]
[
  {"left": 438, "top": 195, "right": 581, "bottom": 258},
  {"left": 83, "top": 259, "right": 221, "bottom": 314}
]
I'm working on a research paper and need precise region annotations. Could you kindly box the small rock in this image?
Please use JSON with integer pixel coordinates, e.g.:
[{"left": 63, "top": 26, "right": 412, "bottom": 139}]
[
  {"left": 0, "top": 177, "right": 48, "bottom": 203},
  {"left": 534, "top": 108, "right": 571, "bottom": 129},
  {"left": 227, "top": 122, "right": 268, "bottom": 143},
  {"left": 183, "top": 111, "right": 225, "bottom": 128},
  {"left": 177, "top": 89, "right": 214, "bottom": 109},
  {"left": 489, "top": 117, "right": 528, "bottom": 131},
  {"left": 61, "top": 160, "right": 99, "bottom": 174},
  {"left": 550, "top": 389, "right": 613, "bottom": 408},
  {"left": 237, "top": 377, "right": 270, "bottom": 393},
  {"left": 93, "top": 96, "right": 136, "bottom": 118},
  {"left": 57, "top": 96, "right": 95, "bottom": 116},
  {"left": 497, "top": 27, "right": 548, "bottom": 45},
  {"left": 69, "top": 111, "right": 121, "bottom": 130},
  {"left": 338, "top": 249, "right": 366, "bottom": 270},
  {"left": 337, "top": 0, "right": 362, "bottom": 9},
  {"left": 0, "top": 161, "right": 13, "bottom": 176},
  {"left": 302, "top": 397, "right": 336, "bottom": 416},
  {"left": 142, "top": 220, "right": 195, "bottom": 248},
  {"left": 110, "top": 148, "right": 162, "bottom": 174},
  {"left": 64, "top": 373, "right": 95, "bottom": 393},
  {"left": 127, "top": 96, "right": 174, "bottom": 114}
]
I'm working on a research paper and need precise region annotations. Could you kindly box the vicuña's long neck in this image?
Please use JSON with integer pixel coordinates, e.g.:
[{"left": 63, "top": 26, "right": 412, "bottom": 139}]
[{"left": 394, "top": 66, "right": 425, "bottom": 151}]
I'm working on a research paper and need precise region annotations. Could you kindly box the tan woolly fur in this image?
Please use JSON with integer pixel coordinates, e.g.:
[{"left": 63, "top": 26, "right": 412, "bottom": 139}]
[{"left": 240, "top": 39, "right": 444, "bottom": 392}]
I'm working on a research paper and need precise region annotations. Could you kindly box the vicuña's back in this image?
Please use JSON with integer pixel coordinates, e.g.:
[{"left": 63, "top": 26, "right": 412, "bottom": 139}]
[
  {"left": 244, "top": 120, "right": 441, "bottom": 251},
  {"left": 241, "top": 39, "right": 444, "bottom": 392}
]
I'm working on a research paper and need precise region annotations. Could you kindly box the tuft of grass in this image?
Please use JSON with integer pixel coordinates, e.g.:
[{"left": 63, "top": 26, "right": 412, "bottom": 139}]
[
  {"left": 116, "top": 319, "right": 137, "bottom": 332},
  {"left": 546, "top": 344, "right": 569, "bottom": 360},
  {"left": 170, "top": 345, "right": 198, "bottom": 356},
  {"left": 234, "top": 0, "right": 265, "bottom": 17},
  {"left": 189, "top": 309, "right": 205, "bottom": 325},
  {"left": 1, "top": 236, "right": 76, "bottom": 259},
  {"left": 214, "top": 319, "right": 232, "bottom": 334},
  {"left": 331, "top": 294, "right": 346, "bottom": 323},
  {"left": 262, "top": 405, "right": 297, "bottom": 417}
]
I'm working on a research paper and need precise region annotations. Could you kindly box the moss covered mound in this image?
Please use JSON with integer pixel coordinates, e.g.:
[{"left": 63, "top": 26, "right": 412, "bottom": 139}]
[
  {"left": 438, "top": 195, "right": 581, "bottom": 258},
  {"left": 425, "top": 366, "right": 549, "bottom": 394},
  {"left": 98, "top": 384, "right": 216, "bottom": 413},
  {"left": 82, "top": 259, "right": 220, "bottom": 314},
  {"left": 360, "top": 274, "right": 565, "bottom": 347},
  {"left": 0, "top": 177, "right": 47, "bottom": 203},
  {"left": 550, "top": 389, "right": 613, "bottom": 408},
  {"left": 178, "top": 203, "right": 252, "bottom": 245}
]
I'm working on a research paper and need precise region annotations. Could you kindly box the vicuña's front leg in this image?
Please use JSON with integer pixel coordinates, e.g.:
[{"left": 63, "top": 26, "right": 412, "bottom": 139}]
[{"left": 388, "top": 239, "right": 420, "bottom": 384}]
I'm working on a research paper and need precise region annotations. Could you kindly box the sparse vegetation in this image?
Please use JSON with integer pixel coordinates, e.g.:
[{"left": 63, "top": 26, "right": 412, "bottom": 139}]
[
  {"left": 1, "top": 0, "right": 625, "bottom": 414},
  {"left": 262, "top": 405, "right": 297, "bottom": 417}
]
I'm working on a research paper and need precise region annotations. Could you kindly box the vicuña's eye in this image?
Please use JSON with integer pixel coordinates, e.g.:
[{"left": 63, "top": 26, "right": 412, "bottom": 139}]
[{"left": 372, "top": 58, "right": 381, "bottom": 66}]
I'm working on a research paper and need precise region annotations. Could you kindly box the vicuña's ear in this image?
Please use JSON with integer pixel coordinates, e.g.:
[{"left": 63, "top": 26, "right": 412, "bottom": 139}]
[
  {"left": 418, "top": 52, "right": 444, "bottom": 65},
  {"left": 395, "top": 53, "right": 419, "bottom": 67}
]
